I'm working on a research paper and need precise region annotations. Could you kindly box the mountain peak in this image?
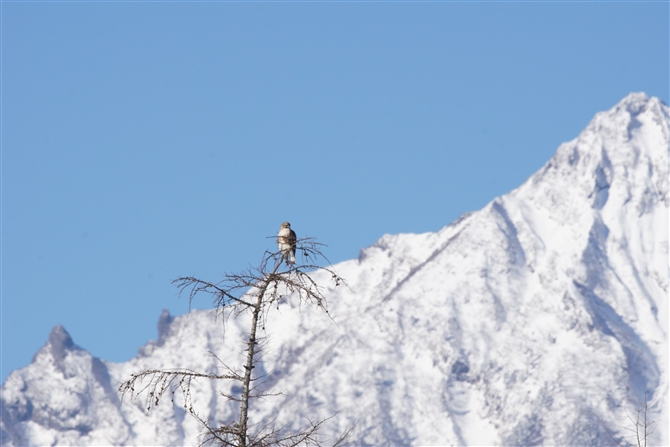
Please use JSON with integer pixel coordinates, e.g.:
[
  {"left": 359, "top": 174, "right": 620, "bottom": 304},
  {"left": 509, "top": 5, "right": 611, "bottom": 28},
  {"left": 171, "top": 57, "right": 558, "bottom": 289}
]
[
  {"left": 46, "top": 325, "right": 75, "bottom": 362},
  {"left": 29, "top": 324, "right": 81, "bottom": 372},
  {"left": 619, "top": 91, "right": 649, "bottom": 108}
]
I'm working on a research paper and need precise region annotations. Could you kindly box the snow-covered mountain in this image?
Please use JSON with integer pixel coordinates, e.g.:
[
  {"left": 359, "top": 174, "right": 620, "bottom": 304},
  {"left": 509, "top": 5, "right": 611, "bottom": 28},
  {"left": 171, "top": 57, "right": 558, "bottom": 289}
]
[{"left": 2, "top": 93, "right": 668, "bottom": 446}]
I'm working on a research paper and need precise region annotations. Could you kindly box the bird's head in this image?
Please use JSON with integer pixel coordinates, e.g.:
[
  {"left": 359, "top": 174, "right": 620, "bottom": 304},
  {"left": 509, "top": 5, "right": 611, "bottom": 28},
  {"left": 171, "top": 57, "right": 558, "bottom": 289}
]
[{"left": 280, "top": 222, "right": 291, "bottom": 229}]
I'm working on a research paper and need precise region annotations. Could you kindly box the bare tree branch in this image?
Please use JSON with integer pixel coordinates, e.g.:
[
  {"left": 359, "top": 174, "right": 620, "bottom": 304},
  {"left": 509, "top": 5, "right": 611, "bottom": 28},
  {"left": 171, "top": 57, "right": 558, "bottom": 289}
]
[
  {"left": 118, "top": 235, "right": 353, "bottom": 446},
  {"left": 608, "top": 394, "right": 659, "bottom": 447}
]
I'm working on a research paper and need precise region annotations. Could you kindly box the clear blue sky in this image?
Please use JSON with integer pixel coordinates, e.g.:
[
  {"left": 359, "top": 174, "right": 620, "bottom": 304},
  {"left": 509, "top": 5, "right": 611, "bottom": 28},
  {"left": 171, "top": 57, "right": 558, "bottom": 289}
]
[{"left": 3, "top": 1, "right": 668, "bottom": 382}]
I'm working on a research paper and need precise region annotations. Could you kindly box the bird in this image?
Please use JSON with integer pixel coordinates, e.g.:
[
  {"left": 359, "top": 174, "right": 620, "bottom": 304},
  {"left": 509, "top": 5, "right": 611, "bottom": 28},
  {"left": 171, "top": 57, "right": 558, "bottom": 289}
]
[{"left": 277, "top": 222, "right": 297, "bottom": 264}]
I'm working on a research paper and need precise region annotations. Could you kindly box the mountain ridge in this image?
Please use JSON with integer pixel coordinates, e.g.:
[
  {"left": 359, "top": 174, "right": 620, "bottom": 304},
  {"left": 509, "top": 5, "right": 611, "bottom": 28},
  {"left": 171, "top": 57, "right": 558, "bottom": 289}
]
[{"left": 2, "top": 92, "right": 668, "bottom": 446}]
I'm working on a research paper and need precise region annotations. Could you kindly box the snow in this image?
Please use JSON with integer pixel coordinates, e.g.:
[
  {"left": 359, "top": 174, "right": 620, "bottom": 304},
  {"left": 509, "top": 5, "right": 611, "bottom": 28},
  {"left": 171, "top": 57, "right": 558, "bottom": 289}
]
[{"left": 2, "top": 92, "right": 668, "bottom": 446}]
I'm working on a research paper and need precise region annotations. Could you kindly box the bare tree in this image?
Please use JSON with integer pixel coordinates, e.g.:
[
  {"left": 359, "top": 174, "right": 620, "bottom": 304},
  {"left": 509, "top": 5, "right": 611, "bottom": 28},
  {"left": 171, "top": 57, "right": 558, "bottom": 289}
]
[
  {"left": 609, "top": 394, "right": 659, "bottom": 447},
  {"left": 118, "top": 237, "right": 352, "bottom": 447}
]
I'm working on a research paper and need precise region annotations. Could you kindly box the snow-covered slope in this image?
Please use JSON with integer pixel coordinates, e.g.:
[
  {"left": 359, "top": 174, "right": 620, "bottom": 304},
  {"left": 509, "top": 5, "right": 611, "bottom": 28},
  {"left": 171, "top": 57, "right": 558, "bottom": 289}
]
[{"left": 2, "top": 93, "right": 668, "bottom": 446}]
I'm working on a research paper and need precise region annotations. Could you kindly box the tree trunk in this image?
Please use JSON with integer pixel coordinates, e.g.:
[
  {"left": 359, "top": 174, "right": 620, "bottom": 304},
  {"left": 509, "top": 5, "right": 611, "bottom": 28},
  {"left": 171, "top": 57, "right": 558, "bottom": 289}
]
[{"left": 238, "top": 261, "right": 282, "bottom": 446}]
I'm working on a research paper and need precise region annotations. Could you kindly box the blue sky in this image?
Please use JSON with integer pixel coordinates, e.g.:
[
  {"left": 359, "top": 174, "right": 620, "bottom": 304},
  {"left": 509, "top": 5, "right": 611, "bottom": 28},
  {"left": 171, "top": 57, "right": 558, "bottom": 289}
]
[{"left": 3, "top": 2, "right": 668, "bottom": 382}]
